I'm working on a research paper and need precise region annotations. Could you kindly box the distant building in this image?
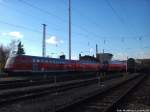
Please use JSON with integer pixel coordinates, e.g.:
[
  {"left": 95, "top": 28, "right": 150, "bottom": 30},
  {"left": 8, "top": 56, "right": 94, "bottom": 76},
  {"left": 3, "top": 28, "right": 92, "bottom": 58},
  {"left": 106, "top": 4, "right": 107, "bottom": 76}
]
[
  {"left": 60, "top": 55, "right": 65, "bottom": 60},
  {"left": 79, "top": 54, "right": 99, "bottom": 62},
  {"left": 135, "top": 59, "right": 142, "bottom": 64},
  {"left": 96, "top": 53, "right": 113, "bottom": 63}
]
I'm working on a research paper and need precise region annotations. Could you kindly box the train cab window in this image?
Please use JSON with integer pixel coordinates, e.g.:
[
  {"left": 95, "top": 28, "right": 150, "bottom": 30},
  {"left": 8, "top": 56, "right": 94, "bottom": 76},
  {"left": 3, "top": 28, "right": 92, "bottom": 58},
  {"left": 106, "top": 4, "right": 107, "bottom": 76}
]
[{"left": 6, "top": 57, "right": 15, "bottom": 65}]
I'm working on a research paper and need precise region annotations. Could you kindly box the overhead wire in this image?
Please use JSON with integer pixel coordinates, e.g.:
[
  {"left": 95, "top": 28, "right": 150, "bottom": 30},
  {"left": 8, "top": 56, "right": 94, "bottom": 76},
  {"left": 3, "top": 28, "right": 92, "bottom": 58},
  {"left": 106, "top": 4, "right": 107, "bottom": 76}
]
[
  {"left": 67, "top": 1, "right": 104, "bottom": 40},
  {"left": 0, "top": 20, "right": 41, "bottom": 33},
  {"left": 18, "top": 0, "right": 102, "bottom": 43},
  {"left": 104, "top": 0, "right": 141, "bottom": 56},
  {"left": 18, "top": 0, "right": 67, "bottom": 23},
  {"left": 0, "top": 2, "right": 66, "bottom": 31}
]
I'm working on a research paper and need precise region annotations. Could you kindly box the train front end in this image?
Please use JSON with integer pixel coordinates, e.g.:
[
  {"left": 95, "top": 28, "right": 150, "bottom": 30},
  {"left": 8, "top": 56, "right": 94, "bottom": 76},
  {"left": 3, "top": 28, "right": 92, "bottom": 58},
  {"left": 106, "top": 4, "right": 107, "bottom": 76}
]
[{"left": 4, "top": 55, "right": 16, "bottom": 73}]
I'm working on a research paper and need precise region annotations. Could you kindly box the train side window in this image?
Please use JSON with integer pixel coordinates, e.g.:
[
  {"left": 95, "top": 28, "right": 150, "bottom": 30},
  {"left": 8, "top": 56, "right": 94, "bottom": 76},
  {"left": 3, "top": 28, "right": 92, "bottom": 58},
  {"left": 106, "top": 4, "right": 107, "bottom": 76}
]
[
  {"left": 52, "top": 60, "right": 54, "bottom": 64},
  {"left": 37, "top": 59, "right": 40, "bottom": 63},
  {"left": 33, "top": 59, "right": 36, "bottom": 63}
]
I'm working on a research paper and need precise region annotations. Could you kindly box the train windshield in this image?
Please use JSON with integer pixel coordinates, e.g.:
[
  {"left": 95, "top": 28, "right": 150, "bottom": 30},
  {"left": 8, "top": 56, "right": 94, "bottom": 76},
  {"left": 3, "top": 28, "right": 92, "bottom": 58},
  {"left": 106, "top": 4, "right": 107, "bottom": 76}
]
[{"left": 5, "top": 56, "right": 15, "bottom": 68}]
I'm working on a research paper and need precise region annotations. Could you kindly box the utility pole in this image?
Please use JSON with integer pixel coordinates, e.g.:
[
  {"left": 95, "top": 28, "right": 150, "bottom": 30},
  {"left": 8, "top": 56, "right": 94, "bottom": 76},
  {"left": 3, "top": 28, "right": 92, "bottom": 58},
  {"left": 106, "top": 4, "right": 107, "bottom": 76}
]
[
  {"left": 42, "top": 24, "right": 46, "bottom": 57},
  {"left": 96, "top": 44, "right": 98, "bottom": 55},
  {"left": 126, "top": 56, "right": 128, "bottom": 73},
  {"left": 69, "top": 0, "right": 71, "bottom": 60},
  {"left": 103, "top": 49, "right": 104, "bottom": 53}
]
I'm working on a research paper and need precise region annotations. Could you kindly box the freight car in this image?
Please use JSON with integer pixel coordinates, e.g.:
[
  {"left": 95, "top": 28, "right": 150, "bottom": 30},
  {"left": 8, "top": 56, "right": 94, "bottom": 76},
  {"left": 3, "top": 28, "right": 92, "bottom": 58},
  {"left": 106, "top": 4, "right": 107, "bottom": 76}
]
[{"left": 4, "top": 55, "right": 126, "bottom": 77}]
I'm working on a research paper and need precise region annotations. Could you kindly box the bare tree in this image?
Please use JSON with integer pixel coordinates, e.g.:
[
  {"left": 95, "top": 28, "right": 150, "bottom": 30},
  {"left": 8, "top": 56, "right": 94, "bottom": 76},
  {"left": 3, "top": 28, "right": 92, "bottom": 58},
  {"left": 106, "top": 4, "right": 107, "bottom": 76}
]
[
  {"left": 0, "top": 45, "right": 10, "bottom": 71},
  {"left": 9, "top": 40, "right": 19, "bottom": 56},
  {"left": 0, "top": 40, "right": 19, "bottom": 71}
]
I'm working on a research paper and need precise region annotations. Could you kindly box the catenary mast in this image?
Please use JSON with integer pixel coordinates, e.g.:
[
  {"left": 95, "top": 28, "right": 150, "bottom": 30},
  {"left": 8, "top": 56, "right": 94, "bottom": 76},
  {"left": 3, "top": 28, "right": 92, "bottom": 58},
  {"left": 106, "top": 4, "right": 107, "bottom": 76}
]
[
  {"left": 42, "top": 24, "right": 46, "bottom": 57},
  {"left": 69, "top": 0, "right": 71, "bottom": 60}
]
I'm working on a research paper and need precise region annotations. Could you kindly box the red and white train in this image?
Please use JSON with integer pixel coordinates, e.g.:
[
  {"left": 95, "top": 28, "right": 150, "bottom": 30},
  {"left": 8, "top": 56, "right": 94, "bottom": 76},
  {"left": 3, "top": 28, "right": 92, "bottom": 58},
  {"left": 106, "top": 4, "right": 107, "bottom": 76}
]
[{"left": 4, "top": 55, "right": 126, "bottom": 76}]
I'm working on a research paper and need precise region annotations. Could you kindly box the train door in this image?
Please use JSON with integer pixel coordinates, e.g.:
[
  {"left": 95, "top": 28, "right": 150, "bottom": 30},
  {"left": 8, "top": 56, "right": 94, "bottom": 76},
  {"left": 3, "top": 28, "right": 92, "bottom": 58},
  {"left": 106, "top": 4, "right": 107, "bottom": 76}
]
[{"left": 33, "top": 63, "right": 38, "bottom": 71}]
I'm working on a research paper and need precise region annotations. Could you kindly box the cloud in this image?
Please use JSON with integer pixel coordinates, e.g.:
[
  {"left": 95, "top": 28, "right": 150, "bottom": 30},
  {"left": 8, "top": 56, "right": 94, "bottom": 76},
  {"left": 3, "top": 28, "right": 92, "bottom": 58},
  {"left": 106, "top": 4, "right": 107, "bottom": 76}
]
[
  {"left": 46, "top": 36, "right": 63, "bottom": 45},
  {"left": 1, "top": 31, "right": 23, "bottom": 39},
  {"left": 72, "top": 56, "right": 78, "bottom": 60}
]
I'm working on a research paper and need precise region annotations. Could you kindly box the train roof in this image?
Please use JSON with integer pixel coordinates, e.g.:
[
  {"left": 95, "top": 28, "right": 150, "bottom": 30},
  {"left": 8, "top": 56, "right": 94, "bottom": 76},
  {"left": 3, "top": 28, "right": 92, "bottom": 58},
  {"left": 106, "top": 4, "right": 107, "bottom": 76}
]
[
  {"left": 12, "top": 54, "right": 99, "bottom": 64},
  {"left": 110, "top": 60, "right": 126, "bottom": 64}
]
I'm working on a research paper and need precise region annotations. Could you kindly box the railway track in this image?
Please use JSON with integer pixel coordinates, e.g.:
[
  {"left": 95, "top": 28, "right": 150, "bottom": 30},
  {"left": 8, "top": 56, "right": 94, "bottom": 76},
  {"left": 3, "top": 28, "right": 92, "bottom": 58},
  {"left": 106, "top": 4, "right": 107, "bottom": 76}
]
[
  {"left": 0, "top": 74, "right": 101, "bottom": 90},
  {"left": 58, "top": 74, "right": 146, "bottom": 112},
  {"left": 0, "top": 78, "right": 54, "bottom": 90},
  {"left": 117, "top": 74, "right": 150, "bottom": 111},
  {"left": 0, "top": 76, "right": 99, "bottom": 107}
]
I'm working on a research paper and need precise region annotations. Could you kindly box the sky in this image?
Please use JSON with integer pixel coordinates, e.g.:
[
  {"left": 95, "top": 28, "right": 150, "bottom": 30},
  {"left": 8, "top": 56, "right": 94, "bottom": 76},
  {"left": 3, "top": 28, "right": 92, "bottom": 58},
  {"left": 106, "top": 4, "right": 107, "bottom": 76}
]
[{"left": 0, "top": 0, "right": 150, "bottom": 60}]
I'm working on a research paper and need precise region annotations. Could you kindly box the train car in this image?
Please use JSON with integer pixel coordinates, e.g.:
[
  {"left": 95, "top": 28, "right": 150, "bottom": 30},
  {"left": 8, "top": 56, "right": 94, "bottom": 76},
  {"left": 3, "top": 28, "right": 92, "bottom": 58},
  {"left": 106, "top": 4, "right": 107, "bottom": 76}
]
[
  {"left": 5, "top": 54, "right": 127, "bottom": 78},
  {"left": 108, "top": 60, "right": 126, "bottom": 72},
  {"left": 4, "top": 55, "right": 101, "bottom": 76}
]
